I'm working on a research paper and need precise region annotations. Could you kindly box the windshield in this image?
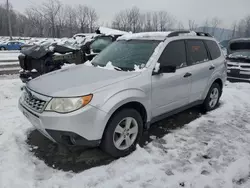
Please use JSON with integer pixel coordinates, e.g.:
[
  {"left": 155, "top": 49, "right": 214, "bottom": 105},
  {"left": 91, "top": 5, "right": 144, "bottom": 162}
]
[
  {"left": 229, "top": 42, "right": 250, "bottom": 51},
  {"left": 229, "top": 51, "right": 250, "bottom": 59},
  {"left": 90, "top": 37, "right": 113, "bottom": 52},
  {"left": 92, "top": 40, "right": 160, "bottom": 71}
]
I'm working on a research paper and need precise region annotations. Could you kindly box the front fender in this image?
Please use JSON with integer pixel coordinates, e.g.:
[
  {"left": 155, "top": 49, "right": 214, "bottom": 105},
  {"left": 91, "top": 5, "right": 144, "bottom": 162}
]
[
  {"left": 91, "top": 88, "right": 151, "bottom": 140},
  {"left": 95, "top": 89, "right": 151, "bottom": 134},
  {"left": 102, "top": 88, "right": 150, "bottom": 118}
]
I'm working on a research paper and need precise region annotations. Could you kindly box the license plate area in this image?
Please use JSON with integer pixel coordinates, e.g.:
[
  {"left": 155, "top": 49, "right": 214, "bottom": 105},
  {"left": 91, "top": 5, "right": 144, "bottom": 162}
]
[{"left": 22, "top": 109, "right": 52, "bottom": 140}]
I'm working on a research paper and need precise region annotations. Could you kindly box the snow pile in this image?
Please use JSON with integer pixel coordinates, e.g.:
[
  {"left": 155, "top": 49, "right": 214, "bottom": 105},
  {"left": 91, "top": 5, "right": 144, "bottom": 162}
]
[
  {"left": 84, "top": 60, "right": 93, "bottom": 67},
  {"left": 118, "top": 32, "right": 172, "bottom": 41},
  {"left": 1, "top": 79, "right": 250, "bottom": 187},
  {"left": 31, "top": 69, "right": 37, "bottom": 73},
  {"left": 178, "top": 31, "right": 197, "bottom": 36},
  {"left": 154, "top": 62, "right": 160, "bottom": 73},
  {"left": 61, "top": 63, "right": 76, "bottom": 69},
  {"left": 133, "top": 64, "right": 146, "bottom": 72},
  {"left": 98, "top": 26, "right": 129, "bottom": 35},
  {"left": 84, "top": 60, "right": 145, "bottom": 72}
]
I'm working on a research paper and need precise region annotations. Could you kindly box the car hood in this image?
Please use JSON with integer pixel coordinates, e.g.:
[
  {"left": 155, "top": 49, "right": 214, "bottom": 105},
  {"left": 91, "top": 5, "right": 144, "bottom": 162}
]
[{"left": 27, "top": 65, "right": 140, "bottom": 97}]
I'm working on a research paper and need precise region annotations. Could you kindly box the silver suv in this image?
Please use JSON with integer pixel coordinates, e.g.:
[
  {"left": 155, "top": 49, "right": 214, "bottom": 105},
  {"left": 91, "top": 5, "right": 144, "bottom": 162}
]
[{"left": 19, "top": 31, "right": 227, "bottom": 157}]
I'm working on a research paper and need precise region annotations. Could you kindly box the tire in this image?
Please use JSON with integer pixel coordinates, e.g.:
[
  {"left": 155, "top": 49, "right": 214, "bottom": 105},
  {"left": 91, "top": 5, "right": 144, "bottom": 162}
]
[
  {"left": 202, "top": 82, "right": 222, "bottom": 112},
  {"left": 100, "top": 108, "right": 143, "bottom": 158},
  {"left": 0, "top": 47, "right": 6, "bottom": 51}
]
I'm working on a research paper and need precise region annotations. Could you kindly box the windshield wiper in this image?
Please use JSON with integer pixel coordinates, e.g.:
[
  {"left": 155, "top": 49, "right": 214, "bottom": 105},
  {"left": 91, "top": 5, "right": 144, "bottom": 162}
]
[{"left": 114, "top": 67, "right": 122, "bottom": 71}]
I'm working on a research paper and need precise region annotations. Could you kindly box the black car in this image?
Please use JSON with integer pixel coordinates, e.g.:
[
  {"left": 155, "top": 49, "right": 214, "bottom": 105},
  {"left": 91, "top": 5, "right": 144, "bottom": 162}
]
[{"left": 226, "top": 38, "right": 250, "bottom": 83}]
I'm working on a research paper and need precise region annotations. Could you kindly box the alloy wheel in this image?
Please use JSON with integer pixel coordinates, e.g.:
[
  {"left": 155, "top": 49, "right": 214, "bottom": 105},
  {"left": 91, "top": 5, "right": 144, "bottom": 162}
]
[
  {"left": 113, "top": 117, "right": 138, "bottom": 150},
  {"left": 209, "top": 88, "right": 219, "bottom": 108}
]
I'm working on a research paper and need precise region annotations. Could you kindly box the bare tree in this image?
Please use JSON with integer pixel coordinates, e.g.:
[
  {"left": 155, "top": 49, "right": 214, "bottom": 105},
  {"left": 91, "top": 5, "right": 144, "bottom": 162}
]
[
  {"left": 77, "top": 5, "right": 88, "bottom": 33},
  {"left": 112, "top": 10, "right": 129, "bottom": 31},
  {"left": 25, "top": 8, "right": 45, "bottom": 37},
  {"left": 64, "top": 5, "right": 77, "bottom": 36},
  {"left": 177, "top": 21, "right": 184, "bottom": 30},
  {"left": 152, "top": 12, "right": 159, "bottom": 31},
  {"left": 158, "top": 11, "right": 174, "bottom": 31},
  {"left": 188, "top": 20, "right": 198, "bottom": 30},
  {"left": 244, "top": 16, "right": 250, "bottom": 37},
  {"left": 202, "top": 19, "right": 210, "bottom": 32},
  {"left": 41, "top": 0, "right": 62, "bottom": 37},
  {"left": 86, "top": 7, "right": 98, "bottom": 32},
  {"left": 231, "top": 21, "right": 237, "bottom": 38},
  {"left": 127, "top": 7, "right": 141, "bottom": 32},
  {"left": 144, "top": 12, "right": 153, "bottom": 31},
  {"left": 211, "top": 17, "right": 222, "bottom": 36}
]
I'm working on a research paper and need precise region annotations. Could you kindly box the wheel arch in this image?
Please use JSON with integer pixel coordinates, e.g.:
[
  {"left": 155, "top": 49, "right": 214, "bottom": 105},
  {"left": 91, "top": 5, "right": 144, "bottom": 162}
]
[
  {"left": 100, "top": 100, "right": 148, "bottom": 141},
  {"left": 202, "top": 77, "right": 224, "bottom": 100}
]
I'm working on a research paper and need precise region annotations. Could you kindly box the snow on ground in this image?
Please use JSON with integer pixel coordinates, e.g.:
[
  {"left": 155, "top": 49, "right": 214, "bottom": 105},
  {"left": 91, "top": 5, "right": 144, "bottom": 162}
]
[
  {"left": 0, "top": 51, "right": 20, "bottom": 62},
  {"left": 0, "top": 79, "right": 250, "bottom": 188}
]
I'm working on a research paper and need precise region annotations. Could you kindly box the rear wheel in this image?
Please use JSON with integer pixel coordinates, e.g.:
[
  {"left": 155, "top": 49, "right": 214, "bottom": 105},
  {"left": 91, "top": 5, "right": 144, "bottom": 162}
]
[
  {"left": 101, "top": 109, "right": 143, "bottom": 158},
  {"left": 0, "top": 47, "right": 5, "bottom": 51},
  {"left": 203, "top": 83, "right": 221, "bottom": 111}
]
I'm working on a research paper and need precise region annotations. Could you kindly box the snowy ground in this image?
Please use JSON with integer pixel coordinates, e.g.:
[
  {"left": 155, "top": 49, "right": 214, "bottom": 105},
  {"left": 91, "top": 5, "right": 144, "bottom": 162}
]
[
  {"left": 0, "top": 51, "right": 19, "bottom": 62},
  {"left": 0, "top": 78, "right": 250, "bottom": 188}
]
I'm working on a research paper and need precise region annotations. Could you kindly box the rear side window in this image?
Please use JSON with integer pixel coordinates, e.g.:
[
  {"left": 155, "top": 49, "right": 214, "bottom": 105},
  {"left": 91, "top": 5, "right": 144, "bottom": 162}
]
[
  {"left": 158, "top": 40, "right": 186, "bottom": 68},
  {"left": 205, "top": 40, "right": 221, "bottom": 60},
  {"left": 186, "top": 40, "right": 209, "bottom": 65}
]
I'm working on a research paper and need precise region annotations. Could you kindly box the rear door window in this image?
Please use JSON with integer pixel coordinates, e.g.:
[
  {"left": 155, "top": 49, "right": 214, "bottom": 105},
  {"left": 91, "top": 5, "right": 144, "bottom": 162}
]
[
  {"left": 205, "top": 40, "right": 221, "bottom": 60},
  {"left": 186, "top": 40, "right": 209, "bottom": 65},
  {"left": 158, "top": 40, "right": 187, "bottom": 68}
]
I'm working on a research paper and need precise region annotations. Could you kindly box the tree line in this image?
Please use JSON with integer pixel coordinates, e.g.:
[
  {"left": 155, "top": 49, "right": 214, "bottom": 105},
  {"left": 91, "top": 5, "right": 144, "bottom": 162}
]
[
  {"left": 0, "top": 0, "right": 250, "bottom": 39},
  {"left": 0, "top": 0, "right": 98, "bottom": 38}
]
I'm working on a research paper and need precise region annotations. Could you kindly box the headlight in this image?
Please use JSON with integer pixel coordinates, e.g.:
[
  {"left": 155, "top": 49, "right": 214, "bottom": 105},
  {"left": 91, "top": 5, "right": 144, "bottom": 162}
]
[{"left": 45, "top": 94, "right": 93, "bottom": 113}]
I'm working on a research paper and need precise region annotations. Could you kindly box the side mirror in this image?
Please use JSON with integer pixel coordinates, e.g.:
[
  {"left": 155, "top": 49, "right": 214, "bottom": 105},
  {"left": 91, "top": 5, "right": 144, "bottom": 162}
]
[{"left": 154, "top": 64, "right": 176, "bottom": 75}]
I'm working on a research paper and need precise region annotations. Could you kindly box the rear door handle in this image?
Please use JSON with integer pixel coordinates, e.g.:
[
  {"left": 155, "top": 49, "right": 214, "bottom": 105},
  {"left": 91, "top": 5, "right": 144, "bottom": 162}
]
[
  {"left": 183, "top": 72, "right": 192, "bottom": 78},
  {"left": 209, "top": 65, "right": 215, "bottom": 70}
]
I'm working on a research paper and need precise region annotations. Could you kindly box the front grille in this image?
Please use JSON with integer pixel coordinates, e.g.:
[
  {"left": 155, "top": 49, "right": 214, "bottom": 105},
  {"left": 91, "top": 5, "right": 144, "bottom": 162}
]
[
  {"left": 241, "top": 65, "right": 250, "bottom": 68},
  {"left": 228, "top": 72, "right": 250, "bottom": 79},
  {"left": 227, "top": 64, "right": 237, "bottom": 67},
  {"left": 23, "top": 92, "right": 47, "bottom": 113}
]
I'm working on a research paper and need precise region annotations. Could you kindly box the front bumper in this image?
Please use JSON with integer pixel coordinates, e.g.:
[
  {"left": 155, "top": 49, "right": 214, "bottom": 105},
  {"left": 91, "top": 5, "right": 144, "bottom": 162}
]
[
  {"left": 227, "top": 76, "right": 250, "bottom": 83},
  {"left": 227, "top": 69, "right": 250, "bottom": 83},
  {"left": 19, "top": 99, "right": 107, "bottom": 147}
]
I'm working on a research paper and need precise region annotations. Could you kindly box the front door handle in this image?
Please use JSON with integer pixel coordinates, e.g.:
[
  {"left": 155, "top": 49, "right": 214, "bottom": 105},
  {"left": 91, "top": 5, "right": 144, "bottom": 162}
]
[
  {"left": 183, "top": 72, "right": 192, "bottom": 78},
  {"left": 209, "top": 65, "right": 215, "bottom": 70}
]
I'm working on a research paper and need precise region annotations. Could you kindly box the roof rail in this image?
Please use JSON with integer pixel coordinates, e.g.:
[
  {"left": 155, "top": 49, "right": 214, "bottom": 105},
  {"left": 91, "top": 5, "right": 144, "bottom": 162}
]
[
  {"left": 195, "top": 32, "right": 212, "bottom": 37},
  {"left": 167, "top": 30, "right": 212, "bottom": 38},
  {"left": 167, "top": 30, "right": 191, "bottom": 37}
]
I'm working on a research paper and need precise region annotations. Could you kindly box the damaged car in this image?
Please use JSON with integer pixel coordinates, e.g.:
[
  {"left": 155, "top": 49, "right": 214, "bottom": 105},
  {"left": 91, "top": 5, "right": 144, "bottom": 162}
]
[
  {"left": 226, "top": 38, "right": 250, "bottom": 83},
  {"left": 19, "top": 27, "right": 128, "bottom": 83}
]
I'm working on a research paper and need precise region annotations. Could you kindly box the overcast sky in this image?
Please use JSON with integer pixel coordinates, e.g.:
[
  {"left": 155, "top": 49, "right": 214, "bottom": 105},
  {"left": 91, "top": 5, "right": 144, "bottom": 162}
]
[{"left": 6, "top": 0, "right": 250, "bottom": 29}]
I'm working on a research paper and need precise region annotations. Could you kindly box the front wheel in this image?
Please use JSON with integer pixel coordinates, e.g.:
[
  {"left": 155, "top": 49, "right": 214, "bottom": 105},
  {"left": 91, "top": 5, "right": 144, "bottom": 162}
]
[
  {"left": 101, "top": 109, "right": 143, "bottom": 158},
  {"left": 203, "top": 82, "right": 222, "bottom": 111},
  {"left": 0, "top": 47, "right": 5, "bottom": 51}
]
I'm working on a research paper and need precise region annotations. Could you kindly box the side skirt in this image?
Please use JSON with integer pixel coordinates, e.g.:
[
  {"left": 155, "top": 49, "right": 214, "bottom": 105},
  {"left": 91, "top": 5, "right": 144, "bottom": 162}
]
[{"left": 145, "top": 100, "right": 204, "bottom": 129}]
